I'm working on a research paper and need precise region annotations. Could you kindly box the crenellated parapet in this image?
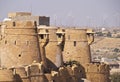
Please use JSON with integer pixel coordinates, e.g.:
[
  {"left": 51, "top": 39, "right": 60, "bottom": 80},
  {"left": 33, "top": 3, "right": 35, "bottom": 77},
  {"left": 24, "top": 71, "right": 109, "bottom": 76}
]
[
  {"left": 3, "top": 21, "right": 36, "bottom": 28},
  {"left": 0, "top": 68, "right": 15, "bottom": 82},
  {"left": 50, "top": 65, "right": 83, "bottom": 82},
  {"left": 8, "top": 12, "right": 31, "bottom": 18},
  {"left": 0, "top": 62, "right": 45, "bottom": 82},
  {"left": 0, "top": 20, "right": 40, "bottom": 68},
  {"left": 86, "top": 29, "right": 94, "bottom": 45},
  {"left": 85, "top": 63, "right": 109, "bottom": 73},
  {"left": 85, "top": 63, "right": 110, "bottom": 82},
  {"left": 56, "top": 28, "right": 65, "bottom": 45},
  {"left": 0, "top": 63, "right": 83, "bottom": 82},
  {"left": 63, "top": 28, "right": 93, "bottom": 66},
  {"left": 37, "top": 26, "right": 65, "bottom": 70},
  {"left": 38, "top": 28, "right": 49, "bottom": 46},
  {"left": 8, "top": 12, "right": 50, "bottom": 26}
]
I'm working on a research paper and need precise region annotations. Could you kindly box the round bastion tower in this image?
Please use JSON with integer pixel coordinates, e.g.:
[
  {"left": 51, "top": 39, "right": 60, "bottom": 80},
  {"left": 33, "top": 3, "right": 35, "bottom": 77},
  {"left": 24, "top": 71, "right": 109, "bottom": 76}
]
[
  {"left": 0, "top": 12, "right": 110, "bottom": 82},
  {"left": 37, "top": 26, "right": 65, "bottom": 70},
  {"left": 63, "top": 28, "right": 94, "bottom": 66},
  {"left": 0, "top": 21, "right": 41, "bottom": 67}
]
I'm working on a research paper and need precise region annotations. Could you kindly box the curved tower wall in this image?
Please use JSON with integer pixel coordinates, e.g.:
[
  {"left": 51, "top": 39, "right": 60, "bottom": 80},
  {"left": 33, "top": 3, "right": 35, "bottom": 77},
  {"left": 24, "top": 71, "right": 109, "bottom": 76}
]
[
  {"left": 38, "top": 26, "right": 65, "bottom": 70},
  {"left": 38, "top": 27, "right": 58, "bottom": 70},
  {"left": 0, "top": 21, "right": 41, "bottom": 67},
  {"left": 63, "top": 29, "right": 92, "bottom": 66},
  {"left": 85, "top": 63, "right": 110, "bottom": 82},
  {"left": 0, "top": 12, "right": 110, "bottom": 82}
]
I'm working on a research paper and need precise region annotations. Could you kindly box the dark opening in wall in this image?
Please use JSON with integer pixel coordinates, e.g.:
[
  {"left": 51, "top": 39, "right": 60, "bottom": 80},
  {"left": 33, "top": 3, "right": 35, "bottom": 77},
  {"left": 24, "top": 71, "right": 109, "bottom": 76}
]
[
  {"left": 74, "top": 41, "right": 76, "bottom": 47},
  {"left": 13, "top": 22, "right": 16, "bottom": 26},
  {"left": 14, "top": 41, "right": 16, "bottom": 45},
  {"left": 5, "top": 40, "right": 7, "bottom": 44},
  {"left": 18, "top": 54, "right": 21, "bottom": 57},
  {"left": 26, "top": 41, "right": 29, "bottom": 46},
  {"left": 57, "top": 34, "right": 62, "bottom": 38},
  {"left": 34, "top": 21, "right": 37, "bottom": 26},
  {"left": 61, "top": 43, "right": 64, "bottom": 51},
  {"left": 40, "top": 35, "right": 44, "bottom": 39}
]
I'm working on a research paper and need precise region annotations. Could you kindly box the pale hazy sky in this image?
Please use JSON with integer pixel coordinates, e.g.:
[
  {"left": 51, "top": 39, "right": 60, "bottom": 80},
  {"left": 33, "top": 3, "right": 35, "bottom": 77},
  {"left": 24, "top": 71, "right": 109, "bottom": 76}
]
[{"left": 0, "top": 0, "right": 120, "bottom": 27}]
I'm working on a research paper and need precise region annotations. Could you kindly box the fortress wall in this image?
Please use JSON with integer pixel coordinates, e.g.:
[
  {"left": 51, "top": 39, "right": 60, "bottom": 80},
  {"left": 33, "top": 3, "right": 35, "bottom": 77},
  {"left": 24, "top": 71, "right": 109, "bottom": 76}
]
[
  {"left": 44, "top": 28, "right": 59, "bottom": 69},
  {"left": 63, "top": 29, "right": 91, "bottom": 66},
  {"left": 0, "top": 24, "right": 1, "bottom": 35},
  {"left": 0, "top": 69, "right": 15, "bottom": 82},
  {"left": 0, "top": 21, "right": 41, "bottom": 67},
  {"left": 38, "top": 26, "right": 65, "bottom": 70},
  {"left": 8, "top": 14, "right": 50, "bottom": 26},
  {"left": 8, "top": 12, "right": 31, "bottom": 18},
  {"left": 0, "top": 63, "right": 83, "bottom": 82},
  {"left": 14, "top": 67, "right": 30, "bottom": 82},
  {"left": 0, "top": 12, "right": 110, "bottom": 82},
  {"left": 5, "top": 29, "right": 36, "bottom": 35},
  {"left": 85, "top": 63, "right": 110, "bottom": 82},
  {"left": 4, "top": 21, "right": 35, "bottom": 28},
  {"left": 65, "top": 29, "right": 87, "bottom": 41},
  {"left": 52, "top": 65, "right": 83, "bottom": 82},
  {"left": 13, "top": 16, "right": 50, "bottom": 26}
]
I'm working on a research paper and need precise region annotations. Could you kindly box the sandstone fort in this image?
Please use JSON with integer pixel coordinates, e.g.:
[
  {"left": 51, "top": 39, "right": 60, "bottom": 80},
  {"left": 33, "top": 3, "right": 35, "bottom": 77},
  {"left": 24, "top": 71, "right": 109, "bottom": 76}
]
[{"left": 0, "top": 12, "right": 110, "bottom": 82}]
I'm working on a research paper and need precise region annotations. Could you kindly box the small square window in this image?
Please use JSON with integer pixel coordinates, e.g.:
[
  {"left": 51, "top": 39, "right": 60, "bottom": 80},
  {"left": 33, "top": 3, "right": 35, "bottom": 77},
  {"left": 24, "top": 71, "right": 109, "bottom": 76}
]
[
  {"left": 57, "top": 34, "right": 62, "bottom": 38},
  {"left": 14, "top": 41, "right": 16, "bottom": 45},
  {"left": 13, "top": 22, "right": 16, "bottom": 26},
  {"left": 40, "top": 35, "right": 44, "bottom": 39},
  {"left": 5, "top": 40, "right": 7, "bottom": 44},
  {"left": 74, "top": 41, "right": 76, "bottom": 47}
]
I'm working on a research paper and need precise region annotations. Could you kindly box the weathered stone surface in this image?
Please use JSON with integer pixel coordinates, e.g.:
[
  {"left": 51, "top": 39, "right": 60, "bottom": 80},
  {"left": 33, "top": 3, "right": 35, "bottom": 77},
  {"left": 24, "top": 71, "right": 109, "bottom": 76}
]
[
  {"left": 0, "top": 12, "right": 110, "bottom": 82},
  {"left": 63, "top": 29, "right": 92, "bottom": 66},
  {"left": 0, "top": 21, "right": 40, "bottom": 67},
  {"left": 0, "top": 69, "right": 15, "bottom": 82},
  {"left": 85, "top": 63, "right": 110, "bottom": 82}
]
